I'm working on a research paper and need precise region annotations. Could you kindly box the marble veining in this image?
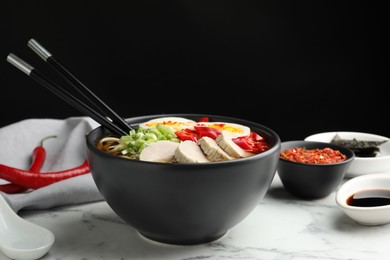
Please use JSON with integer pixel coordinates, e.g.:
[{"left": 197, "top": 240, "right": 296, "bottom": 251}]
[{"left": 2, "top": 175, "right": 390, "bottom": 260}]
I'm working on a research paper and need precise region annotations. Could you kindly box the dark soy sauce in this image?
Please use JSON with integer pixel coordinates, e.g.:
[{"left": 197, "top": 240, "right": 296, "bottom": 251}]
[{"left": 347, "top": 189, "right": 390, "bottom": 207}]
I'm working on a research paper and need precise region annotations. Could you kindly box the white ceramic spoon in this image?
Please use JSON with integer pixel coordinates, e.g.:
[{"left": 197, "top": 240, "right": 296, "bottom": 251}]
[{"left": 0, "top": 194, "right": 55, "bottom": 260}]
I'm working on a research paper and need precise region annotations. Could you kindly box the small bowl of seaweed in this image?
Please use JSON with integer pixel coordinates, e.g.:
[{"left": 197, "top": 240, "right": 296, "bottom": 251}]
[{"left": 305, "top": 131, "right": 390, "bottom": 177}]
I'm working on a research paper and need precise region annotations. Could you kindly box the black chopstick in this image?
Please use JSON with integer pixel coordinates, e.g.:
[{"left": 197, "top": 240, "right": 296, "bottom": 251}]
[
  {"left": 27, "top": 38, "right": 133, "bottom": 133},
  {"left": 7, "top": 53, "right": 128, "bottom": 137}
]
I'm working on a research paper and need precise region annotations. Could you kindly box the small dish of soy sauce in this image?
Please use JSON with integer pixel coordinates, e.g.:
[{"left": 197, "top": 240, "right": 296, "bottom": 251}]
[{"left": 336, "top": 173, "right": 390, "bottom": 225}]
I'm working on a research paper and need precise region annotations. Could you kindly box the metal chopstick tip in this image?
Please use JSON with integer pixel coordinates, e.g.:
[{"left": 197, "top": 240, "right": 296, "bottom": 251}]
[
  {"left": 7, "top": 53, "right": 34, "bottom": 75},
  {"left": 28, "top": 39, "right": 52, "bottom": 61}
]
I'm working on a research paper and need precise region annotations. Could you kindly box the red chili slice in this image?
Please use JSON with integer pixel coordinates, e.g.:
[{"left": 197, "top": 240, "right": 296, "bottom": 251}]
[
  {"left": 232, "top": 132, "right": 270, "bottom": 154},
  {"left": 193, "top": 126, "right": 221, "bottom": 140},
  {"left": 176, "top": 126, "right": 222, "bottom": 142},
  {"left": 198, "top": 117, "right": 209, "bottom": 122},
  {"left": 175, "top": 129, "right": 199, "bottom": 142}
]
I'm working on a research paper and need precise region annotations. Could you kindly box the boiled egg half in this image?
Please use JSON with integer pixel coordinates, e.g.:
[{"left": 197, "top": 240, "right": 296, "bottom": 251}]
[
  {"left": 139, "top": 117, "right": 197, "bottom": 131},
  {"left": 195, "top": 122, "right": 250, "bottom": 137},
  {"left": 140, "top": 117, "right": 251, "bottom": 137}
]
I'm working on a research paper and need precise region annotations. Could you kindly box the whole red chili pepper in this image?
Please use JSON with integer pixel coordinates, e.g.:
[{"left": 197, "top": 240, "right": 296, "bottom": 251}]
[
  {"left": 0, "top": 159, "right": 90, "bottom": 190},
  {"left": 0, "top": 183, "right": 26, "bottom": 193},
  {"left": 0, "top": 136, "right": 56, "bottom": 193},
  {"left": 29, "top": 138, "right": 52, "bottom": 171}
]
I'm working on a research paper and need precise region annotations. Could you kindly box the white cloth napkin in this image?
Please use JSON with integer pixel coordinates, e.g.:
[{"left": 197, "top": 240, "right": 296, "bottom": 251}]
[{"left": 0, "top": 117, "right": 104, "bottom": 212}]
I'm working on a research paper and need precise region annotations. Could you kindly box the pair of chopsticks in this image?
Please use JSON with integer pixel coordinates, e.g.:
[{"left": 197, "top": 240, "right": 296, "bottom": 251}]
[{"left": 7, "top": 39, "right": 133, "bottom": 136}]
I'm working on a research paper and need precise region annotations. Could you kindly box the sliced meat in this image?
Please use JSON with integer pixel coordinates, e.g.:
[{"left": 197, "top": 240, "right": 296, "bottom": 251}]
[
  {"left": 175, "top": 140, "right": 210, "bottom": 163},
  {"left": 175, "top": 140, "right": 209, "bottom": 163},
  {"left": 197, "top": 136, "right": 234, "bottom": 162},
  {"left": 139, "top": 140, "right": 179, "bottom": 163},
  {"left": 216, "top": 131, "right": 254, "bottom": 158}
]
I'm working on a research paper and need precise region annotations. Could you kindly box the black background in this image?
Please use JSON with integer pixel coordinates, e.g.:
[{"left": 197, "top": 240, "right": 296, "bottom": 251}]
[{"left": 0, "top": 1, "right": 387, "bottom": 141}]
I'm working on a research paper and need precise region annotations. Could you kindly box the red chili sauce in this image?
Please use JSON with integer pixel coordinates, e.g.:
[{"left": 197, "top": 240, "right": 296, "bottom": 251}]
[{"left": 280, "top": 147, "right": 347, "bottom": 164}]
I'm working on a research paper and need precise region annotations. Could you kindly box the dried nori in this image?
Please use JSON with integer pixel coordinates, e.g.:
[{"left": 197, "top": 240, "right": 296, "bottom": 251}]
[{"left": 330, "top": 134, "right": 388, "bottom": 157}]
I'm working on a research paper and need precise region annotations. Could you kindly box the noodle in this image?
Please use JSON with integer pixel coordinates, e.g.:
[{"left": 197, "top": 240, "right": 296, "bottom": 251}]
[{"left": 96, "top": 137, "right": 128, "bottom": 158}]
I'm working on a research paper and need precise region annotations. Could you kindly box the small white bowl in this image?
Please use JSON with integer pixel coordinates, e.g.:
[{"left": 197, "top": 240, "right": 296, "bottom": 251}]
[
  {"left": 335, "top": 173, "right": 390, "bottom": 225},
  {"left": 305, "top": 131, "right": 390, "bottom": 177}
]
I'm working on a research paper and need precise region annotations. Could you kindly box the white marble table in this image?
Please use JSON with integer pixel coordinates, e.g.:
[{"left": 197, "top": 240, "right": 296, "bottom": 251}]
[{"left": 3, "top": 175, "right": 390, "bottom": 260}]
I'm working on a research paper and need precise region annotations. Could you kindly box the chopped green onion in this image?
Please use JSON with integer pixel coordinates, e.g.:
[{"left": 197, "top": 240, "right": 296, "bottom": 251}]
[{"left": 117, "top": 124, "right": 179, "bottom": 159}]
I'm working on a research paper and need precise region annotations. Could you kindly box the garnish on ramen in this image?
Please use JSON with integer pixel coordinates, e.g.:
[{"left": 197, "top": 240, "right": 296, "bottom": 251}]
[{"left": 96, "top": 116, "right": 271, "bottom": 163}]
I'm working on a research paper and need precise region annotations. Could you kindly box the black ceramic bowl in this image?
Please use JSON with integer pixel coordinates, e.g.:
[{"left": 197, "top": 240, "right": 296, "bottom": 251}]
[
  {"left": 278, "top": 140, "right": 355, "bottom": 200},
  {"left": 86, "top": 114, "right": 281, "bottom": 245}
]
